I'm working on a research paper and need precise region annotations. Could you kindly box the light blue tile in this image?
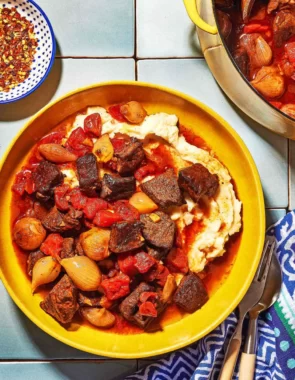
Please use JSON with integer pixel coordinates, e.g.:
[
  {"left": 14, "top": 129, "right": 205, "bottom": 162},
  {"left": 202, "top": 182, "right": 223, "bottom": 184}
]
[
  {"left": 0, "top": 58, "right": 135, "bottom": 158},
  {"left": 137, "top": 0, "right": 202, "bottom": 58},
  {"left": 0, "top": 361, "right": 137, "bottom": 380},
  {"left": 266, "top": 209, "right": 286, "bottom": 228},
  {"left": 289, "top": 140, "right": 295, "bottom": 210},
  {"left": 138, "top": 59, "right": 288, "bottom": 208},
  {"left": 37, "top": 0, "right": 134, "bottom": 57},
  {"left": 0, "top": 281, "right": 98, "bottom": 359}
]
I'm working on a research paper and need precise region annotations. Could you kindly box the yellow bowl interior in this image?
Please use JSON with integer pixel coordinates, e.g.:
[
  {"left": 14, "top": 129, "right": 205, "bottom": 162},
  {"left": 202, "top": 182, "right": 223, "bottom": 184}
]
[{"left": 0, "top": 81, "right": 265, "bottom": 358}]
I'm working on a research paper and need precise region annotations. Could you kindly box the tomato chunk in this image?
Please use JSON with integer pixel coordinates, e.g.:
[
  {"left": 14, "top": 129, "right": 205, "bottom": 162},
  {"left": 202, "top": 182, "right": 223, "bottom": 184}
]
[
  {"left": 40, "top": 234, "right": 63, "bottom": 259},
  {"left": 110, "top": 137, "right": 127, "bottom": 153},
  {"left": 12, "top": 169, "right": 35, "bottom": 196},
  {"left": 101, "top": 273, "right": 130, "bottom": 300},
  {"left": 112, "top": 200, "right": 140, "bottom": 221},
  {"left": 108, "top": 104, "right": 126, "bottom": 122},
  {"left": 139, "top": 291, "right": 158, "bottom": 303},
  {"left": 84, "top": 113, "right": 102, "bottom": 137},
  {"left": 54, "top": 184, "right": 70, "bottom": 211},
  {"left": 93, "top": 210, "right": 122, "bottom": 227},
  {"left": 65, "top": 127, "right": 93, "bottom": 157},
  {"left": 139, "top": 301, "right": 157, "bottom": 317},
  {"left": 118, "top": 253, "right": 138, "bottom": 277},
  {"left": 166, "top": 248, "right": 189, "bottom": 274},
  {"left": 134, "top": 251, "right": 156, "bottom": 274},
  {"left": 83, "top": 198, "right": 108, "bottom": 220},
  {"left": 144, "top": 263, "right": 170, "bottom": 287},
  {"left": 148, "top": 152, "right": 167, "bottom": 172},
  {"left": 38, "top": 131, "right": 65, "bottom": 145},
  {"left": 134, "top": 162, "right": 156, "bottom": 181},
  {"left": 243, "top": 24, "right": 269, "bottom": 33},
  {"left": 69, "top": 188, "right": 88, "bottom": 210}
]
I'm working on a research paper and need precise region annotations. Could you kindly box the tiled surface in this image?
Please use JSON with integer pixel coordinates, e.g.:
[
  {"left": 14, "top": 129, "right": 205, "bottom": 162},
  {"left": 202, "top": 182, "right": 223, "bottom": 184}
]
[
  {"left": 266, "top": 209, "right": 286, "bottom": 228},
  {"left": 138, "top": 59, "right": 288, "bottom": 208},
  {"left": 0, "top": 0, "right": 292, "bottom": 378},
  {"left": 0, "top": 362, "right": 137, "bottom": 380},
  {"left": 0, "top": 281, "right": 97, "bottom": 359},
  {"left": 136, "top": 0, "right": 202, "bottom": 58},
  {"left": 37, "top": 0, "right": 135, "bottom": 57},
  {"left": 0, "top": 59, "right": 135, "bottom": 155}
]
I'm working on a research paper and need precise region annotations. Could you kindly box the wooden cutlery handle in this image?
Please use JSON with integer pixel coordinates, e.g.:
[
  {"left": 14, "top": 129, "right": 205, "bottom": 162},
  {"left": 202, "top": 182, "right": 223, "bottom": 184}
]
[
  {"left": 219, "top": 338, "right": 241, "bottom": 380},
  {"left": 239, "top": 353, "right": 256, "bottom": 380}
]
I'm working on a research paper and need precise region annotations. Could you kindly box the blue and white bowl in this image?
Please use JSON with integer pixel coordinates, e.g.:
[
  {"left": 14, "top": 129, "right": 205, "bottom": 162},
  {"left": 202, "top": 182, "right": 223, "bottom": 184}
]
[{"left": 0, "top": 0, "right": 56, "bottom": 104}]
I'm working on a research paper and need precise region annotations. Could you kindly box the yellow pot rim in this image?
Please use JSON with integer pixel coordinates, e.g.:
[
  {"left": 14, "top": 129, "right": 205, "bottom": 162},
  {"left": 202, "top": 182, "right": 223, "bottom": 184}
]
[{"left": 0, "top": 81, "right": 265, "bottom": 358}]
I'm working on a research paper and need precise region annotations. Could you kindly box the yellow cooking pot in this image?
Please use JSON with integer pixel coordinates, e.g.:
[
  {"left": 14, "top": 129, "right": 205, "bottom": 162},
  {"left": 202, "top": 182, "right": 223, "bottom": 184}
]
[{"left": 183, "top": 0, "right": 295, "bottom": 139}]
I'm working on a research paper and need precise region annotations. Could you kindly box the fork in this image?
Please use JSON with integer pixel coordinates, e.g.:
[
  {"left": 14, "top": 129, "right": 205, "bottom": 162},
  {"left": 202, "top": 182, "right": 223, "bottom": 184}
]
[{"left": 217, "top": 237, "right": 275, "bottom": 380}]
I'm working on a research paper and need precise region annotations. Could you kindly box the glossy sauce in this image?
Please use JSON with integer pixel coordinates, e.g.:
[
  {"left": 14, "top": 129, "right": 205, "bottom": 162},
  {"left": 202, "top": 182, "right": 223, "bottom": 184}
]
[
  {"left": 11, "top": 110, "right": 241, "bottom": 335},
  {"left": 225, "top": 0, "right": 295, "bottom": 110}
]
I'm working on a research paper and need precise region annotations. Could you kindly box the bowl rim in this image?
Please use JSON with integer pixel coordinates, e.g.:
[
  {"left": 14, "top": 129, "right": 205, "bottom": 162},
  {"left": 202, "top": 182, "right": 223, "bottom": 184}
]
[
  {"left": 0, "top": 0, "right": 56, "bottom": 105},
  {"left": 0, "top": 81, "right": 265, "bottom": 358}
]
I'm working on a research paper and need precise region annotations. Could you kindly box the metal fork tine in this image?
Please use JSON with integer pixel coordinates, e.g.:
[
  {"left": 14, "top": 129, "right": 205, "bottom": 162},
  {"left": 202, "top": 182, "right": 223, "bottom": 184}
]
[
  {"left": 254, "top": 239, "right": 270, "bottom": 281},
  {"left": 259, "top": 241, "right": 276, "bottom": 282}
]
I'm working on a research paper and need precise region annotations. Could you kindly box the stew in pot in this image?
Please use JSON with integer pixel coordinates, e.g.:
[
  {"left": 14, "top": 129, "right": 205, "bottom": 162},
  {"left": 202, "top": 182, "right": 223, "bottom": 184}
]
[{"left": 216, "top": 0, "right": 295, "bottom": 119}]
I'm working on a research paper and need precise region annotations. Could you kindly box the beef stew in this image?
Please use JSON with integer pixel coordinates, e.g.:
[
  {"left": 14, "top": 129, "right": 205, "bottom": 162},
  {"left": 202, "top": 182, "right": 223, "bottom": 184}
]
[
  {"left": 218, "top": 0, "right": 295, "bottom": 119},
  {"left": 11, "top": 100, "right": 241, "bottom": 334}
]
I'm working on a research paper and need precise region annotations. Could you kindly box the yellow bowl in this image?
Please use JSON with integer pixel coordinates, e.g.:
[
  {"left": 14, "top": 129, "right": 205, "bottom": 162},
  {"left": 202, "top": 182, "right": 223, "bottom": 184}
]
[{"left": 0, "top": 81, "right": 265, "bottom": 358}]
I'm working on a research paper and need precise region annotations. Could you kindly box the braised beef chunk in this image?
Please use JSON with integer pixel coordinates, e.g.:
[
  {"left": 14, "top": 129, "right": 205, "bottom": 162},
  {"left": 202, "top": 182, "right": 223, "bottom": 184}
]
[
  {"left": 120, "top": 283, "right": 151, "bottom": 320},
  {"left": 216, "top": 10, "right": 232, "bottom": 39},
  {"left": 147, "top": 246, "right": 168, "bottom": 261},
  {"left": 215, "top": 0, "right": 233, "bottom": 8},
  {"left": 60, "top": 238, "right": 75, "bottom": 259},
  {"left": 115, "top": 138, "right": 145, "bottom": 176},
  {"left": 78, "top": 291, "right": 102, "bottom": 307},
  {"left": 273, "top": 10, "right": 295, "bottom": 47},
  {"left": 32, "top": 161, "right": 63, "bottom": 201},
  {"left": 42, "top": 206, "right": 82, "bottom": 233},
  {"left": 140, "top": 169, "right": 183, "bottom": 208},
  {"left": 109, "top": 221, "right": 144, "bottom": 253},
  {"left": 33, "top": 201, "right": 50, "bottom": 220},
  {"left": 173, "top": 273, "right": 208, "bottom": 313},
  {"left": 119, "top": 283, "right": 153, "bottom": 328},
  {"left": 141, "top": 211, "right": 175, "bottom": 251},
  {"left": 27, "top": 250, "right": 45, "bottom": 276},
  {"left": 233, "top": 48, "right": 249, "bottom": 78},
  {"left": 40, "top": 275, "right": 79, "bottom": 324},
  {"left": 75, "top": 239, "right": 85, "bottom": 256},
  {"left": 100, "top": 174, "right": 136, "bottom": 201},
  {"left": 178, "top": 163, "right": 219, "bottom": 202},
  {"left": 76, "top": 153, "right": 100, "bottom": 196},
  {"left": 120, "top": 282, "right": 165, "bottom": 329}
]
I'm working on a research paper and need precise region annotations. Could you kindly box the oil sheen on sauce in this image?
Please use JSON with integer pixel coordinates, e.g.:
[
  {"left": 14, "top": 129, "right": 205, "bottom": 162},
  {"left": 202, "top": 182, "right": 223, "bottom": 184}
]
[{"left": 10, "top": 112, "right": 241, "bottom": 335}]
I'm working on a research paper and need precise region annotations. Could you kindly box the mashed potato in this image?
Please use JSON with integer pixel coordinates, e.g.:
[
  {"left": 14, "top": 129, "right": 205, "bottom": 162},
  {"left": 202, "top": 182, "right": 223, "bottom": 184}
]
[{"left": 67, "top": 106, "right": 242, "bottom": 273}]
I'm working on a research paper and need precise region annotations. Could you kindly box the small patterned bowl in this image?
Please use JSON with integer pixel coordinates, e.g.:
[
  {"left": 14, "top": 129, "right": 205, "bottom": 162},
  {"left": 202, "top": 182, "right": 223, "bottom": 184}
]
[{"left": 0, "top": 0, "right": 56, "bottom": 104}]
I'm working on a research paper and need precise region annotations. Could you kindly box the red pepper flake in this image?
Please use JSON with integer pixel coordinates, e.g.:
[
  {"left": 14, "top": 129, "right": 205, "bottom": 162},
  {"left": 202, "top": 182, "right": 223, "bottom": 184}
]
[{"left": 0, "top": 7, "right": 38, "bottom": 92}]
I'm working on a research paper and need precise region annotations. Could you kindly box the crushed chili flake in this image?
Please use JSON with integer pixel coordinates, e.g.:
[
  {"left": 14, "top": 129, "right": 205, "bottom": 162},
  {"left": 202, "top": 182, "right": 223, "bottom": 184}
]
[{"left": 0, "top": 7, "right": 38, "bottom": 92}]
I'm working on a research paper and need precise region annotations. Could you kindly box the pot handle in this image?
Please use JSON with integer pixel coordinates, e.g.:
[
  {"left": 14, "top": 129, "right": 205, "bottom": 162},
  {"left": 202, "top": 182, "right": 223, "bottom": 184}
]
[{"left": 183, "top": 0, "right": 218, "bottom": 35}]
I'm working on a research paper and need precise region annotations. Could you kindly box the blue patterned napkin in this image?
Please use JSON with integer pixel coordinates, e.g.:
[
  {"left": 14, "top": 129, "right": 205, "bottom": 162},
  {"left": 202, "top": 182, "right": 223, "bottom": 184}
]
[{"left": 126, "top": 211, "right": 295, "bottom": 380}]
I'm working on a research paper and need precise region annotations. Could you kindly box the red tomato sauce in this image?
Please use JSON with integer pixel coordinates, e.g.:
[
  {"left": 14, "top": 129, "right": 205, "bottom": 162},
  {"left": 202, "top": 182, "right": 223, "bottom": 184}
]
[
  {"left": 10, "top": 108, "right": 241, "bottom": 334},
  {"left": 225, "top": 1, "right": 295, "bottom": 111}
]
